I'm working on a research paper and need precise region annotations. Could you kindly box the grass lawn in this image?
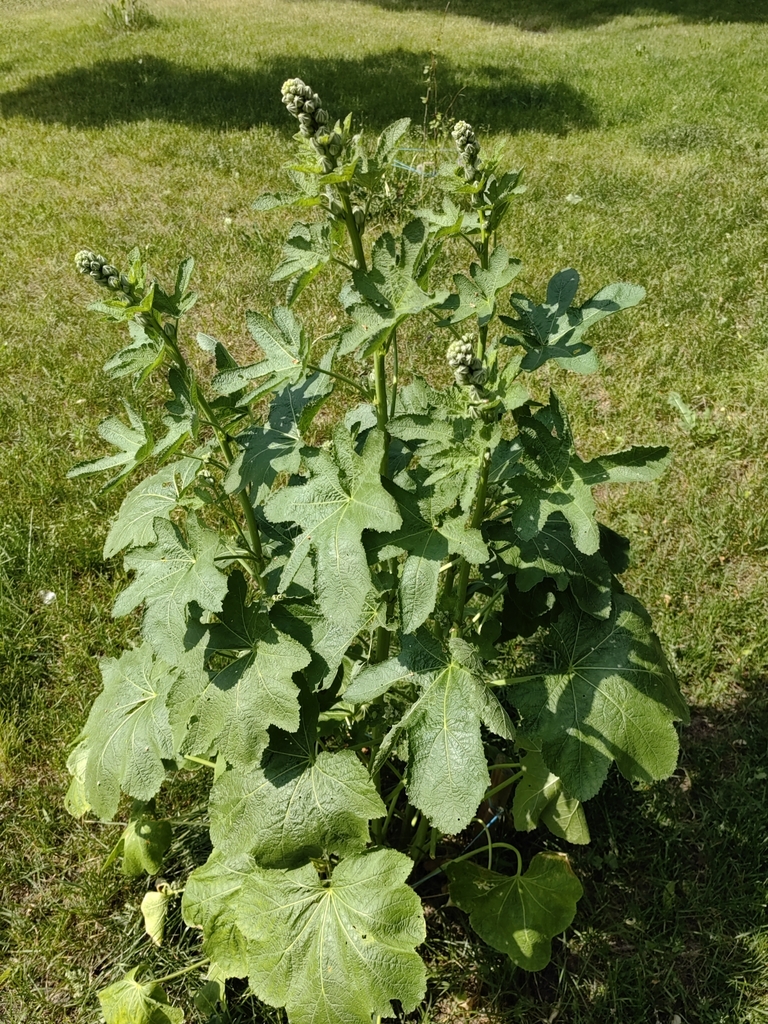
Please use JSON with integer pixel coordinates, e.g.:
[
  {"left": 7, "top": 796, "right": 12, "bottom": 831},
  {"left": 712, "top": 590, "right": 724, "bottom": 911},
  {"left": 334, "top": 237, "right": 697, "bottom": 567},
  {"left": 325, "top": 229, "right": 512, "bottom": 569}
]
[{"left": 2, "top": 0, "right": 768, "bottom": 1021}]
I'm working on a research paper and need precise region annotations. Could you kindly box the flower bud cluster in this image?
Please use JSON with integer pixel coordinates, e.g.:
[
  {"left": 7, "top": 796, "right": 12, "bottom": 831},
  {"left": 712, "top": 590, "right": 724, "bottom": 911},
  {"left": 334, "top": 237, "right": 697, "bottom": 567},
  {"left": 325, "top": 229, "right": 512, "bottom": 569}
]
[
  {"left": 451, "top": 120, "right": 483, "bottom": 183},
  {"left": 446, "top": 335, "right": 486, "bottom": 386},
  {"left": 281, "top": 78, "right": 343, "bottom": 174},
  {"left": 74, "top": 250, "right": 131, "bottom": 295}
]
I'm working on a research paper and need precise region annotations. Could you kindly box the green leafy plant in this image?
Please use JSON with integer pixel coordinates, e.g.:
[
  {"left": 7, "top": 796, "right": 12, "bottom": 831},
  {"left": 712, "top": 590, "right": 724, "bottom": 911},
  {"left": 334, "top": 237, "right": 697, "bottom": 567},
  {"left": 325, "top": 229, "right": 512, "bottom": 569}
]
[
  {"left": 102, "top": 0, "right": 155, "bottom": 33},
  {"left": 67, "top": 78, "right": 688, "bottom": 1023}
]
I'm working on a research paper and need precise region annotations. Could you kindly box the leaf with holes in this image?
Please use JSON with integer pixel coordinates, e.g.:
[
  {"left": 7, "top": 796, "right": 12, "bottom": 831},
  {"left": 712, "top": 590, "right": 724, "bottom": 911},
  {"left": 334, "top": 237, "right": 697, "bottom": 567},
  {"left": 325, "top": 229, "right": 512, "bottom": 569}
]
[{"left": 235, "top": 849, "right": 426, "bottom": 1024}]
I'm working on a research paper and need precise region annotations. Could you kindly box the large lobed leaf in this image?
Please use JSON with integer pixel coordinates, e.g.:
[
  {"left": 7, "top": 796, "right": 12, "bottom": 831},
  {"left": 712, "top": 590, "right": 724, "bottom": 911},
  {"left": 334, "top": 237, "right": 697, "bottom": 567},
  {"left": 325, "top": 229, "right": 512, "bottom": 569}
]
[
  {"left": 235, "top": 850, "right": 426, "bottom": 1024},
  {"left": 509, "top": 593, "right": 689, "bottom": 801},
  {"left": 346, "top": 632, "right": 513, "bottom": 834},
  {"left": 73, "top": 641, "right": 208, "bottom": 819},
  {"left": 264, "top": 425, "right": 401, "bottom": 634},
  {"left": 339, "top": 219, "right": 448, "bottom": 357},
  {"left": 185, "top": 572, "right": 311, "bottom": 767},
  {"left": 113, "top": 514, "right": 229, "bottom": 662},
  {"left": 208, "top": 691, "right": 385, "bottom": 863},
  {"left": 447, "top": 852, "right": 583, "bottom": 971},
  {"left": 213, "top": 306, "right": 309, "bottom": 401}
]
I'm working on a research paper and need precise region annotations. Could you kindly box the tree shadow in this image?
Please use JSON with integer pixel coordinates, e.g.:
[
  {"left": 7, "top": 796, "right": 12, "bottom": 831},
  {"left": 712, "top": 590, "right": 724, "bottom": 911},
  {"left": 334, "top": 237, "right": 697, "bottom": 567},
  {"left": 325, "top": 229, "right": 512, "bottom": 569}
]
[
  {"left": 338, "top": 0, "right": 768, "bottom": 30},
  {"left": 0, "top": 51, "right": 598, "bottom": 136}
]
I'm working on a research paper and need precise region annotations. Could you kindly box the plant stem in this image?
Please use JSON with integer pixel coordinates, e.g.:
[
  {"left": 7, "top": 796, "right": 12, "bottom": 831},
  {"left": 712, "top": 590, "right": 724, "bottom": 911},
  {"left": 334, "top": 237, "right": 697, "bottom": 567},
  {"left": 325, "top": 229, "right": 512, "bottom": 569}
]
[
  {"left": 339, "top": 187, "right": 367, "bottom": 272},
  {"left": 452, "top": 447, "right": 491, "bottom": 631},
  {"left": 307, "top": 361, "right": 370, "bottom": 398},
  {"left": 409, "top": 813, "right": 431, "bottom": 863},
  {"left": 154, "top": 960, "right": 209, "bottom": 985}
]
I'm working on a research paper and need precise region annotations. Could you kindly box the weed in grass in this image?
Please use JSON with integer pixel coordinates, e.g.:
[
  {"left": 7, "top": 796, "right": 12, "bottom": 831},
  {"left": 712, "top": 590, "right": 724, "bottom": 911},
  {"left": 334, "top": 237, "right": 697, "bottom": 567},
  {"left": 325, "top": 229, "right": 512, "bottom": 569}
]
[{"left": 102, "top": 0, "right": 157, "bottom": 33}]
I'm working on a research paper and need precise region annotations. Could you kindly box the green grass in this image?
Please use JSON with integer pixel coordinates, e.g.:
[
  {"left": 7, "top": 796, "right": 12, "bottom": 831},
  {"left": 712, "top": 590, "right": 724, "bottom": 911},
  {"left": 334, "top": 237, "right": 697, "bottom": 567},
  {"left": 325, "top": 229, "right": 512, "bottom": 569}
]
[{"left": 3, "top": 0, "right": 768, "bottom": 1020}]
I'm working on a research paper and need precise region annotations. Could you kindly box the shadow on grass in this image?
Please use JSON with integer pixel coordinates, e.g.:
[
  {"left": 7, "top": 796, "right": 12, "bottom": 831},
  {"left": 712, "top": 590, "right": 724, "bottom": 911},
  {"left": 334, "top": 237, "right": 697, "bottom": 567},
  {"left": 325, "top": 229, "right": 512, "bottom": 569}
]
[
  {"left": 339, "top": 0, "right": 768, "bottom": 30},
  {"left": 414, "top": 683, "right": 768, "bottom": 1023},
  {"left": 0, "top": 51, "right": 598, "bottom": 135}
]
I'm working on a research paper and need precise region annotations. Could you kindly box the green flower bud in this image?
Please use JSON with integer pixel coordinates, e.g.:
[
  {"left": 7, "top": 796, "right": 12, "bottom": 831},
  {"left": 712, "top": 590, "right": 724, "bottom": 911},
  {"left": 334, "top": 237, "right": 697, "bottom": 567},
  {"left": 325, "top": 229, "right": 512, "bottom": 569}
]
[
  {"left": 74, "top": 249, "right": 97, "bottom": 274},
  {"left": 280, "top": 77, "right": 330, "bottom": 141},
  {"left": 452, "top": 120, "right": 483, "bottom": 183},
  {"left": 446, "top": 336, "right": 475, "bottom": 370}
]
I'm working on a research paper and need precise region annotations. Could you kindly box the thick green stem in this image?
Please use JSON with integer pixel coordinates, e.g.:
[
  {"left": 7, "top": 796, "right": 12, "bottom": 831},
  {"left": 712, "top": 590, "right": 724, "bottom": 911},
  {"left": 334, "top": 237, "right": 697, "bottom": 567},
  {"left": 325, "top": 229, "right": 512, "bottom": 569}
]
[
  {"left": 164, "top": 332, "right": 266, "bottom": 577},
  {"left": 409, "top": 814, "right": 431, "bottom": 864},
  {"left": 452, "top": 448, "right": 491, "bottom": 631},
  {"left": 338, "top": 187, "right": 367, "bottom": 272}
]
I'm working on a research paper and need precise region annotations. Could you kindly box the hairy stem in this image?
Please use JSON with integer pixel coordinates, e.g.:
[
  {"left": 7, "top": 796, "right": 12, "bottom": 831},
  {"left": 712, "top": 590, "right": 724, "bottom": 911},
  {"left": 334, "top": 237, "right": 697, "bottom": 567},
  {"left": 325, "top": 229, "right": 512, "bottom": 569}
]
[{"left": 452, "top": 448, "right": 491, "bottom": 630}]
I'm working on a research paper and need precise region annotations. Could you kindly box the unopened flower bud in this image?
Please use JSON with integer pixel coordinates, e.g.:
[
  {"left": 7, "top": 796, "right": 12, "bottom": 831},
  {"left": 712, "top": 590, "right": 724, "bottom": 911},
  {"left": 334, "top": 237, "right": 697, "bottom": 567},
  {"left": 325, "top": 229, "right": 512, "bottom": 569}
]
[
  {"left": 320, "top": 156, "right": 335, "bottom": 174},
  {"left": 446, "top": 336, "right": 475, "bottom": 370},
  {"left": 353, "top": 207, "right": 365, "bottom": 231},
  {"left": 75, "top": 249, "right": 97, "bottom": 274},
  {"left": 452, "top": 120, "right": 483, "bottom": 183},
  {"left": 107, "top": 275, "right": 120, "bottom": 289}
]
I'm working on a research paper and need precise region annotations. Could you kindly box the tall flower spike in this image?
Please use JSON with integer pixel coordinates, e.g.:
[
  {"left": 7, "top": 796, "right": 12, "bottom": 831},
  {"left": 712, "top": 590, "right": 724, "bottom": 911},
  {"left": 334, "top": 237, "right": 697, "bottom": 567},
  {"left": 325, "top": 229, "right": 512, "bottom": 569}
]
[
  {"left": 446, "top": 335, "right": 485, "bottom": 386},
  {"left": 281, "top": 78, "right": 330, "bottom": 139},
  {"left": 281, "top": 77, "right": 339, "bottom": 174},
  {"left": 451, "top": 120, "right": 483, "bottom": 183},
  {"left": 74, "top": 250, "right": 129, "bottom": 295}
]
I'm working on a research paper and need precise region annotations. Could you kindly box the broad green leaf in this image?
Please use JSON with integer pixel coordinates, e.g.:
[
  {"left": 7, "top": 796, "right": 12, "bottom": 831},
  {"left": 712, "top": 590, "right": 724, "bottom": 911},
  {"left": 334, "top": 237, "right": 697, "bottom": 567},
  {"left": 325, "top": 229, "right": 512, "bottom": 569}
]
[
  {"left": 271, "top": 220, "right": 345, "bottom": 305},
  {"left": 187, "top": 572, "right": 311, "bottom": 766},
  {"left": 264, "top": 426, "right": 400, "bottom": 633},
  {"left": 104, "top": 457, "right": 198, "bottom": 558},
  {"left": 141, "top": 888, "right": 173, "bottom": 946},
  {"left": 347, "top": 633, "right": 513, "bottom": 834},
  {"left": 389, "top": 408, "right": 501, "bottom": 515},
  {"left": 366, "top": 479, "right": 488, "bottom": 633},
  {"left": 509, "top": 593, "right": 689, "bottom": 801},
  {"left": 225, "top": 358, "right": 335, "bottom": 501},
  {"left": 209, "top": 693, "right": 385, "bottom": 863},
  {"left": 152, "top": 255, "right": 197, "bottom": 317},
  {"left": 235, "top": 850, "right": 426, "bottom": 1024},
  {"left": 576, "top": 445, "right": 671, "bottom": 485},
  {"left": 103, "top": 319, "right": 165, "bottom": 380},
  {"left": 512, "top": 746, "right": 590, "bottom": 845},
  {"left": 339, "top": 220, "right": 448, "bottom": 357},
  {"left": 447, "top": 852, "right": 583, "bottom": 971},
  {"left": 99, "top": 968, "right": 183, "bottom": 1024},
  {"left": 508, "top": 394, "right": 600, "bottom": 554},
  {"left": 113, "top": 515, "right": 228, "bottom": 661},
  {"left": 152, "top": 367, "right": 199, "bottom": 459},
  {"left": 439, "top": 244, "right": 522, "bottom": 327},
  {"left": 271, "top": 591, "right": 386, "bottom": 690},
  {"left": 64, "top": 741, "right": 90, "bottom": 817},
  {"left": 182, "top": 850, "right": 255, "bottom": 978},
  {"left": 502, "top": 271, "right": 645, "bottom": 374},
  {"left": 213, "top": 306, "right": 309, "bottom": 400},
  {"left": 122, "top": 813, "right": 173, "bottom": 876},
  {"left": 374, "top": 117, "right": 411, "bottom": 163},
  {"left": 77, "top": 643, "right": 179, "bottom": 819},
  {"left": 67, "top": 401, "right": 152, "bottom": 491},
  {"left": 488, "top": 514, "right": 614, "bottom": 620},
  {"left": 253, "top": 170, "right": 324, "bottom": 211}
]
